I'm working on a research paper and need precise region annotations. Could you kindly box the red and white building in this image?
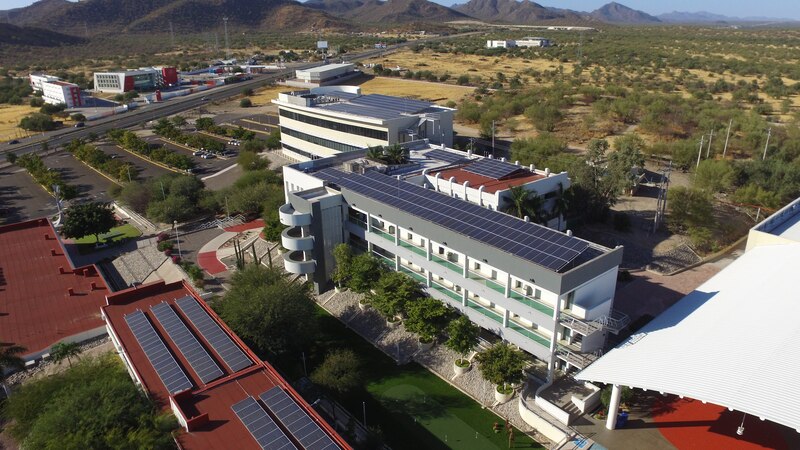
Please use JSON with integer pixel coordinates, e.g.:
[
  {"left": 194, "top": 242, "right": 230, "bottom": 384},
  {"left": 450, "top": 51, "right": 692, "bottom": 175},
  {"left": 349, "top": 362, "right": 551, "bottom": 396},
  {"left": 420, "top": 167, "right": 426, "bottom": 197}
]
[
  {"left": 29, "top": 73, "right": 84, "bottom": 108},
  {"left": 93, "top": 67, "right": 179, "bottom": 93}
]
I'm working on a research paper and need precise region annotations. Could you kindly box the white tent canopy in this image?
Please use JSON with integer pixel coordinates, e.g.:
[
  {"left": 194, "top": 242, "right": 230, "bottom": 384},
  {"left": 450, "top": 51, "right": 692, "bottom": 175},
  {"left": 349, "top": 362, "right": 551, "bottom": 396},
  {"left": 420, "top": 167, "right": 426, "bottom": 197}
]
[{"left": 576, "top": 243, "right": 800, "bottom": 433}]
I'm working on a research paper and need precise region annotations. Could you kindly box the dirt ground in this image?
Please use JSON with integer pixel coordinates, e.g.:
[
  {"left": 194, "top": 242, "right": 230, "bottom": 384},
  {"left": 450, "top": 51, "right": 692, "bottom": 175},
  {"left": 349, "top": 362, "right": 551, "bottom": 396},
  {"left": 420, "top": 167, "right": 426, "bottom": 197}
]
[
  {"left": 350, "top": 76, "right": 475, "bottom": 104},
  {"left": 0, "top": 104, "right": 39, "bottom": 142}
]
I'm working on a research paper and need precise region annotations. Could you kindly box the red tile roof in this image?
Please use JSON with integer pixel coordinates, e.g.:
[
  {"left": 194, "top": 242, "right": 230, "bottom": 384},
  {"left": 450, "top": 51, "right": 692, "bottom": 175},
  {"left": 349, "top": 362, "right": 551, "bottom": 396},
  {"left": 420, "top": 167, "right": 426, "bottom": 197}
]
[
  {"left": 102, "top": 280, "right": 350, "bottom": 450},
  {"left": 0, "top": 219, "right": 109, "bottom": 356},
  {"left": 433, "top": 166, "right": 545, "bottom": 194}
]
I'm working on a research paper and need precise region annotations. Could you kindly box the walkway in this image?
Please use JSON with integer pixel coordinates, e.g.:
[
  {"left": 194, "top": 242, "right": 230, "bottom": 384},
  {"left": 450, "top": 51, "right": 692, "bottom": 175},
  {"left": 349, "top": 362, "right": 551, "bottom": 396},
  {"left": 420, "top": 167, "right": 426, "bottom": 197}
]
[
  {"left": 315, "top": 289, "right": 554, "bottom": 448},
  {"left": 195, "top": 219, "right": 266, "bottom": 275}
]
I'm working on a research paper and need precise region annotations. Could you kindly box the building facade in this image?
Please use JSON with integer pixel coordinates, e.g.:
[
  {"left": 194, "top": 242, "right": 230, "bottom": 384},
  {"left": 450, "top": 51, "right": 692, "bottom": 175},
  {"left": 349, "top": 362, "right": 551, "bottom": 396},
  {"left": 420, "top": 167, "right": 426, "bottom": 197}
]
[
  {"left": 41, "top": 80, "right": 83, "bottom": 108},
  {"left": 293, "top": 63, "right": 359, "bottom": 87},
  {"left": 273, "top": 86, "right": 455, "bottom": 161},
  {"left": 93, "top": 67, "right": 178, "bottom": 93},
  {"left": 486, "top": 38, "right": 552, "bottom": 49},
  {"left": 279, "top": 150, "right": 628, "bottom": 374},
  {"left": 29, "top": 73, "right": 60, "bottom": 91}
]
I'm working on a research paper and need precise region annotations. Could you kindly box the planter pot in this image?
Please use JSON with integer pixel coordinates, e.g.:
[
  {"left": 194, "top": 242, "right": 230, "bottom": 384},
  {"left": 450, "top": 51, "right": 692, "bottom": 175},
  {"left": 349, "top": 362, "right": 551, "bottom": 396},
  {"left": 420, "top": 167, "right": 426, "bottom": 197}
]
[
  {"left": 453, "top": 359, "right": 471, "bottom": 375},
  {"left": 358, "top": 300, "right": 370, "bottom": 311},
  {"left": 495, "top": 386, "right": 514, "bottom": 403},
  {"left": 334, "top": 286, "right": 341, "bottom": 293},
  {"left": 418, "top": 339, "right": 434, "bottom": 351},
  {"left": 386, "top": 318, "right": 400, "bottom": 328}
]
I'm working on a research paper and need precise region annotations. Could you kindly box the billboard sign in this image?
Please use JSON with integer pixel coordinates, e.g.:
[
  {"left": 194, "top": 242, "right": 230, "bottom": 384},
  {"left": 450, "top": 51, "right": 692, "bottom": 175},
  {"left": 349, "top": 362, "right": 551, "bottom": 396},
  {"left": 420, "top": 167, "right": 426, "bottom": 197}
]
[{"left": 317, "top": 40, "right": 328, "bottom": 50}]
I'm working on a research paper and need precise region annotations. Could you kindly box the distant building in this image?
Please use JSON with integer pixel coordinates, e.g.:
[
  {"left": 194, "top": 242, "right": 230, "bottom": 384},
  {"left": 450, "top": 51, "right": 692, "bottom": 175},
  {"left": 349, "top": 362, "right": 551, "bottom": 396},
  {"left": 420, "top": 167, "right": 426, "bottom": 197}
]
[
  {"left": 273, "top": 86, "right": 454, "bottom": 161},
  {"left": 93, "top": 67, "right": 178, "bottom": 93},
  {"left": 29, "top": 73, "right": 60, "bottom": 91},
  {"left": 486, "top": 38, "right": 552, "bottom": 49},
  {"left": 41, "top": 80, "right": 83, "bottom": 108},
  {"left": 289, "top": 63, "right": 360, "bottom": 88}
]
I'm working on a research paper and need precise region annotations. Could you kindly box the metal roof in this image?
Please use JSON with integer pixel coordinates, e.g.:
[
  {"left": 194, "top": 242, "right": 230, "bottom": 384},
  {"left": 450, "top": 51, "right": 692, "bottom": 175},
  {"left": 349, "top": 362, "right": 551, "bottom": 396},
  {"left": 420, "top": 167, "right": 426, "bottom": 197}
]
[
  {"left": 576, "top": 243, "right": 800, "bottom": 432},
  {"left": 316, "top": 94, "right": 436, "bottom": 121},
  {"left": 318, "top": 169, "right": 593, "bottom": 272},
  {"left": 298, "top": 63, "right": 354, "bottom": 75}
]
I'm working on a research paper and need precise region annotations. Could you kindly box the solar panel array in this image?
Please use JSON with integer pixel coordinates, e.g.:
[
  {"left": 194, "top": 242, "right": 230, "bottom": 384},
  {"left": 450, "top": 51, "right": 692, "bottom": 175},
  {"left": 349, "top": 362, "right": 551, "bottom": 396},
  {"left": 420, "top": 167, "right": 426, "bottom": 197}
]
[
  {"left": 231, "top": 396, "right": 297, "bottom": 450},
  {"left": 150, "top": 302, "right": 224, "bottom": 384},
  {"left": 463, "top": 158, "right": 524, "bottom": 180},
  {"left": 260, "top": 387, "right": 340, "bottom": 450},
  {"left": 124, "top": 310, "right": 193, "bottom": 394},
  {"left": 175, "top": 295, "right": 253, "bottom": 373},
  {"left": 425, "top": 149, "right": 469, "bottom": 164},
  {"left": 318, "top": 94, "right": 435, "bottom": 121},
  {"left": 326, "top": 169, "right": 589, "bottom": 272}
]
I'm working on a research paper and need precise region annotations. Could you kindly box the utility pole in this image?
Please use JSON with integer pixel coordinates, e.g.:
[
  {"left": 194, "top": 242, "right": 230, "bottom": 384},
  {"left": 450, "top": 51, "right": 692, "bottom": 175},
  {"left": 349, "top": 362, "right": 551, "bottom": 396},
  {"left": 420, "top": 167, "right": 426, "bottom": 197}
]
[
  {"left": 84, "top": 22, "right": 89, "bottom": 38},
  {"left": 696, "top": 134, "right": 704, "bottom": 169},
  {"left": 491, "top": 120, "right": 496, "bottom": 158},
  {"left": 762, "top": 127, "right": 772, "bottom": 160},
  {"left": 706, "top": 128, "right": 713, "bottom": 158},
  {"left": 169, "top": 21, "right": 175, "bottom": 48},
  {"left": 223, "top": 17, "right": 231, "bottom": 61},
  {"left": 722, "top": 119, "right": 732, "bottom": 158}
]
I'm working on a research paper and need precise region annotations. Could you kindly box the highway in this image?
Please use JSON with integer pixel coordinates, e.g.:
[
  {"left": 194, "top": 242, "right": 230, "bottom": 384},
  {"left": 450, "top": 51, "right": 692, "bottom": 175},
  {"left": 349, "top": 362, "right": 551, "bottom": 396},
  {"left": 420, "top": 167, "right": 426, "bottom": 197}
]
[{"left": 1, "top": 32, "right": 479, "bottom": 158}]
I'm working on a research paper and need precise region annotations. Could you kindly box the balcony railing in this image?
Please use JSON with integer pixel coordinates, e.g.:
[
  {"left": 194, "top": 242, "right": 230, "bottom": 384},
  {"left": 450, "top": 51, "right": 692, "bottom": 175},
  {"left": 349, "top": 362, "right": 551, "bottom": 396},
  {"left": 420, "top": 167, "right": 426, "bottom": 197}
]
[
  {"left": 348, "top": 217, "right": 367, "bottom": 229},
  {"left": 398, "top": 238, "right": 427, "bottom": 258},
  {"left": 467, "top": 270, "right": 505, "bottom": 295},
  {"left": 369, "top": 227, "right": 395, "bottom": 242},
  {"left": 556, "top": 346, "right": 600, "bottom": 369},
  {"left": 431, "top": 253, "right": 462, "bottom": 273},
  {"left": 509, "top": 289, "right": 555, "bottom": 317},
  {"left": 399, "top": 265, "right": 427, "bottom": 284},
  {"left": 507, "top": 320, "right": 551, "bottom": 348},
  {"left": 466, "top": 299, "right": 503, "bottom": 325},
  {"left": 430, "top": 278, "right": 463, "bottom": 302}
]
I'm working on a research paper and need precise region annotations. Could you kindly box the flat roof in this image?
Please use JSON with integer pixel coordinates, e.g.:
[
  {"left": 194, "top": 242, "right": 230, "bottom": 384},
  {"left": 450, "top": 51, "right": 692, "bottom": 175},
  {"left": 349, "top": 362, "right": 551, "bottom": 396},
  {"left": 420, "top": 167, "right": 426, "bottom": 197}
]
[
  {"left": 434, "top": 162, "right": 546, "bottom": 194},
  {"left": 103, "top": 280, "right": 349, "bottom": 450},
  {"left": 576, "top": 243, "right": 800, "bottom": 432},
  {"left": 316, "top": 169, "right": 603, "bottom": 273},
  {"left": 752, "top": 197, "right": 800, "bottom": 242},
  {"left": 315, "top": 93, "right": 439, "bottom": 121},
  {"left": 297, "top": 63, "right": 354, "bottom": 75},
  {"left": 0, "top": 219, "right": 109, "bottom": 356},
  {"left": 46, "top": 80, "right": 78, "bottom": 87}
]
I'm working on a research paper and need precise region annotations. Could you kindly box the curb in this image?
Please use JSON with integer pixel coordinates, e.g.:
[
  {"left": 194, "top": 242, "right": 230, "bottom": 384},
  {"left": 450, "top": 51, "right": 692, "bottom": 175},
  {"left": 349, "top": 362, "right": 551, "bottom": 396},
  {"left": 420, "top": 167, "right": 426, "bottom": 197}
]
[{"left": 114, "top": 144, "right": 183, "bottom": 174}]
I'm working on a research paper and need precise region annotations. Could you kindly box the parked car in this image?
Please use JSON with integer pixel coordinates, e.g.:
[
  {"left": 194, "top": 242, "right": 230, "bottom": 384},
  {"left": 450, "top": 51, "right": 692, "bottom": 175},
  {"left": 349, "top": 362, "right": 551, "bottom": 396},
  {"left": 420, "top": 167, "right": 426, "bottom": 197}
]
[
  {"left": 73, "top": 122, "right": 85, "bottom": 128},
  {"left": 8, "top": 139, "right": 19, "bottom": 145},
  {"left": 201, "top": 153, "right": 215, "bottom": 159},
  {"left": 193, "top": 150, "right": 204, "bottom": 156}
]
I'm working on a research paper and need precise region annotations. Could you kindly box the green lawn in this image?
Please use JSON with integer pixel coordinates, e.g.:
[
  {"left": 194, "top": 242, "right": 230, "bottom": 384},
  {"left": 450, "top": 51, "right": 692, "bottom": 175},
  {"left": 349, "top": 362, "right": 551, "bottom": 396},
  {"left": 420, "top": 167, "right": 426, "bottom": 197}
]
[
  {"left": 272, "top": 306, "right": 543, "bottom": 450},
  {"left": 74, "top": 223, "right": 141, "bottom": 244}
]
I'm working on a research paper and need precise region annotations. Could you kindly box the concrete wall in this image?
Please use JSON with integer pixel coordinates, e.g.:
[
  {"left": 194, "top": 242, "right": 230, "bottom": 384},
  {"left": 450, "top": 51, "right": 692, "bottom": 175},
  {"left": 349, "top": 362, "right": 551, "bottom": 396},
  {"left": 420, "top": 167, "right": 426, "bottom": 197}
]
[{"left": 518, "top": 397, "right": 569, "bottom": 443}]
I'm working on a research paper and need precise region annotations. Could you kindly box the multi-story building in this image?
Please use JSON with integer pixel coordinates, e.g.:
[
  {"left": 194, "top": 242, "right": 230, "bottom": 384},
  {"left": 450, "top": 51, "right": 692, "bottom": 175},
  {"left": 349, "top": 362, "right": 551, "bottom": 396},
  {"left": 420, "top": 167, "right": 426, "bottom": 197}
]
[
  {"left": 29, "top": 73, "right": 60, "bottom": 91},
  {"left": 292, "top": 63, "right": 360, "bottom": 87},
  {"left": 93, "top": 67, "right": 178, "bottom": 93},
  {"left": 41, "top": 80, "right": 83, "bottom": 108},
  {"left": 486, "top": 40, "right": 515, "bottom": 48},
  {"left": 273, "top": 86, "right": 454, "bottom": 161},
  {"left": 278, "top": 147, "right": 628, "bottom": 374},
  {"left": 486, "top": 38, "right": 552, "bottom": 49}
]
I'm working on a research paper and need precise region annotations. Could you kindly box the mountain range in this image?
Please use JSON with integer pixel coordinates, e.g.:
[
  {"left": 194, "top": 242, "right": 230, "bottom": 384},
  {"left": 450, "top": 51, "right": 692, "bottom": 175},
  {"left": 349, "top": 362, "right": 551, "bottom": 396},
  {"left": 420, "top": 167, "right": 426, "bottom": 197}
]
[{"left": 2, "top": 0, "right": 797, "bottom": 40}]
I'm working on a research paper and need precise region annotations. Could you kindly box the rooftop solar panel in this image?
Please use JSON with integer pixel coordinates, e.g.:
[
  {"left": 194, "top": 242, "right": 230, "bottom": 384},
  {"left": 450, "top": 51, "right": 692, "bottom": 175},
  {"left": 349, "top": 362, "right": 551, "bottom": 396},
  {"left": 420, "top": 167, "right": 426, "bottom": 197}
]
[
  {"left": 463, "top": 158, "right": 524, "bottom": 180},
  {"left": 124, "top": 310, "right": 193, "bottom": 394},
  {"left": 231, "top": 396, "right": 297, "bottom": 450},
  {"left": 150, "top": 302, "right": 224, "bottom": 384},
  {"left": 328, "top": 170, "right": 590, "bottom": 272},
  {"left": 425, "top": 149, "right": 469, "bottom": 164},
  {"left": 260, "top": 387, "right": 340, "bottom": 450},
  {"left": 175, "top": 296, "right": 253, "bottom": 373}
]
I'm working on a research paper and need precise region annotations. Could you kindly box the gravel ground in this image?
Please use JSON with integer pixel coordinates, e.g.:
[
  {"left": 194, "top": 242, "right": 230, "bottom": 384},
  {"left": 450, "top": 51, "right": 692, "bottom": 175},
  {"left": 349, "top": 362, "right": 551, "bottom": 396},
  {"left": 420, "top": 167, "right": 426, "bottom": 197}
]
[
  {"left": 646, "top": 243, "right": 701, "bottom": 274},
  {"left": 317, "top": 289, "right": 556, "bottom": 448},
  {"left": 3, "top": 336, "right": 112, "bottom": 387}
]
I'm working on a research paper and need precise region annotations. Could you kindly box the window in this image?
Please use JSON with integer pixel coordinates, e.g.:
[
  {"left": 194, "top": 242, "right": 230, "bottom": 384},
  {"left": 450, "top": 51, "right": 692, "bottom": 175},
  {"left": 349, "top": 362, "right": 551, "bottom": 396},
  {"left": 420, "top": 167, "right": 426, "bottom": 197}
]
[
  {"left": 438, "top": 246, "right": 444, "bottom": 254},
  {"left": 474, "top": 262, "right": 481, "bottom": 270},
  {"left": 407, "top": 233, "right": 412, "bottom": 239},
  {"left": 280, "top": 109, "right": 388, "bottom": 140},
  {"left": 565, "top": 291, "right": 575, "bottom": 309},
  {"left": 515, "top": 280, "right": 522, "bottom": 288},
  {"left": 535, "top": 288, "right": 541, "bottom": 299},
  {"left": 281, "top": 126, "right": 363, "bottom": 153}
]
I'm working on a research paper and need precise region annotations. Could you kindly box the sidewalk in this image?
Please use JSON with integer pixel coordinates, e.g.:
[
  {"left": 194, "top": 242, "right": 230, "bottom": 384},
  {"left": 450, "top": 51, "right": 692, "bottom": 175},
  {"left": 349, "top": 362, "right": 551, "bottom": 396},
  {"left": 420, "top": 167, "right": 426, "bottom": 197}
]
[
  {"left": 315, "top": 289, "right": 554, "bottom": 449},
  {"left": 195, "top": 219, "right": 266, "bottom": 275}
]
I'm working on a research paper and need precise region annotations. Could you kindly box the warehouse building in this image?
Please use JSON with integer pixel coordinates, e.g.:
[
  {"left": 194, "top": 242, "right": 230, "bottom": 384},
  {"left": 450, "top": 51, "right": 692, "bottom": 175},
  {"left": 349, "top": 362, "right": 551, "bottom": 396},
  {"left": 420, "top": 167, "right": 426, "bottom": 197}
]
[
  {"left": 289, "top": 63, "right": 360, "bottom": 88},
  {"left": 273, "top": 86, "right": 454, "bottom": 161},
  {"left": 93, "top": 67, "right": 178, "bottom": 93}
]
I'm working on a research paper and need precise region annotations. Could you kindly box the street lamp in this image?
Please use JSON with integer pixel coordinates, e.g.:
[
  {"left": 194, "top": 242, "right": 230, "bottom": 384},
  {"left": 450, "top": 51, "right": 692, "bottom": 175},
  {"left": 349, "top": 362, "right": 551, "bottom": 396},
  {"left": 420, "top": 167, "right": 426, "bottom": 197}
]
[{"left": 174, "top": 220, "right": 182, "bottom": 259}]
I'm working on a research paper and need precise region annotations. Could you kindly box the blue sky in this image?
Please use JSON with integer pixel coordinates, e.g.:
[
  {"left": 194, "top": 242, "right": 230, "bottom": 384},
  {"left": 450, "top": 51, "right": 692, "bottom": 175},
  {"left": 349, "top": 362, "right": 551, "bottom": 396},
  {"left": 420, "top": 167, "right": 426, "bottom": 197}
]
[{"left": 3, "top": 0, "right": 800, "bottom": 20}]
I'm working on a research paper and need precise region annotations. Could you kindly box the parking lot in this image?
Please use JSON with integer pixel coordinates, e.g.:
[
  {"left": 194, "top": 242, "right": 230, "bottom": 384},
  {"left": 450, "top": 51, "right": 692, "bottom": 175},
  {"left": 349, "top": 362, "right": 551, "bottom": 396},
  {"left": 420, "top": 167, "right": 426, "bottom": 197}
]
[
  {"left": 96, "top": 142, "right": 173, "bottom": 180},
  {"left": 45, "top": 152, "right": 113, "bottom": 202},
  {"left": 144, "top": 136, "right": 236, "bottom": 176},
  {"left": 226, "top": 113, "right": 278, "bottom": 136},
  {"left": 0, "top": 165, "right": 59, "bottom": 223}
]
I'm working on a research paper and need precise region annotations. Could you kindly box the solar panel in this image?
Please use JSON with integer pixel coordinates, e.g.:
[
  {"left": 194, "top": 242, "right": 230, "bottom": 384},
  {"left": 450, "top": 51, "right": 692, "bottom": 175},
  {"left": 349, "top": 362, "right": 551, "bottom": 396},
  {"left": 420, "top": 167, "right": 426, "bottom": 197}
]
[
  {"left": 231, "top": 396, "right": 297, "bottom": 450},
  {"left": 425, "top": 149, "right": 468, "bottom": 164},
  {"left": 150, "top": 302, "right": 223, "bottom": 384},
  {"left": 260, "top": 387, "right": 340, "bottom": 450},
  {"left": 175, "top": 296, "right": 253, "bottom": 372},
  {"left": 328, "top": 169, "right": 589, "bottom": 272},
  {"left": 124, "top": 310, "right": 193, "bottom": 394},
  {"left": 463, "top": 158, "right": 523, "bottom": 180}
]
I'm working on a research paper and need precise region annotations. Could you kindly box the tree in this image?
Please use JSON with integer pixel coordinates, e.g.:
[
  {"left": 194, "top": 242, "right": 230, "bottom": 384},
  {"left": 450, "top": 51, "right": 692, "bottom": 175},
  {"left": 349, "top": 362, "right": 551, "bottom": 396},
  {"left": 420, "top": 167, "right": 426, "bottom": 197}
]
[
  {"left": 608, "top": 134, "right": 646, "bottom": 194},
  {"left": 346, "top": 253, "right": 386, "bottom": 294},
  {"left": 600, "top": 385, "right": 633, "bottom": 409},
  {"left": 475, "top": 342, "right": 528, "bottom": 394},
  {"left": 367, "top": 271, "right": 419, "bottom": 319},
  {"left": 19, "top": 113, "right": 57, "bottom": 131},
  {"left": 61, "top": 202, "right": 117, "bottom": 244},
  {"left": 171, "top": 115, "right": 187, "bottom": 127},
  {"left": 239, "top": 98, "right": 252, "bottom": 108},
  {"left": 50, "top": 342, "right": 81, "bottom": 367},
  {"left": 311, "top": 349, "right": 364, "bottom": 396},
  {"left": 405, "top": 297, "right": 451, "bottom": 342},
  {"left": 445, "top": 316, "right": 480, "bottom": 367},
  {"left": 694, "top": 160, "right": 734, "bottom": 193},
  {"left": 510, "top": 133, "right": 567, "bottom": 169},
  {"left": 502, "top": 185, "right": 544, "bottom": 223},
  {"left": 70, "top": 113, "right": 86, "bottom": 122},
  {"left": 242, "top": 88, "right": 254, "bottom": 96},
  {"left": 216, "top": 265, "right": 317, "bottom": 356},
  {"left": 0, "top": 343, "right": 25, "bottom": 381},
  {"left": 6, "top": 151, "right": 17, "bottom": 164},
  {"left": 667, "top": 186, "right": 714, "bottom": 231},
  {"left": 332, "top": 244, "right": 353, "bottom": 288},
  {"left": 237, "top": 151, "right": 268, "bottom": 171}
]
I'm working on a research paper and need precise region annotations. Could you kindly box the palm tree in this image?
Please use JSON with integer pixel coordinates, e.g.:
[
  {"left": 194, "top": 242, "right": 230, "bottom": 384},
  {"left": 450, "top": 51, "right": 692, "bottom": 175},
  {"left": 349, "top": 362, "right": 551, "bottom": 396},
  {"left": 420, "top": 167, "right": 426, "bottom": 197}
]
[
  {"left": 0, "top": 343, "right": 26, "bottom": 381},
  {"left": 551, "top": 182, "right": 569, "bottom": 230},
  {"left": 51, "top": 342, "right": 81, "bottom": 368},
  {"left": 503, "top": 185, "right": 545, "bottom": 224},
  {"left": 366, "top": 145, "right": 384, "bottom": 161},
  {"left": 384, "top": 144, "right": 407, "bottom": 165}
]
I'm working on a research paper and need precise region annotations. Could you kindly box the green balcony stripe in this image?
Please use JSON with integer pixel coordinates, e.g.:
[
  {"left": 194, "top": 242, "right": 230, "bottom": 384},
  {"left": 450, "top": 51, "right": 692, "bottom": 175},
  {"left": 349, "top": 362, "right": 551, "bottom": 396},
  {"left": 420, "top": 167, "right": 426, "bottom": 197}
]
[
  {"left": 430, "top": 281, "right": 462, "bottom": 302},
  {"left": 349, "top": 218, "right": 367, "bottom": 229},
  {"left": 509, "top": 291, "right": 555, "bottom": 316},
  {"left": 370, "top": 228, "right": 395, "bottom": 242},
  {"left": 507, "top": 322, "right": 551, "bottom": 348},
  {"left": 399, "top": 266, "right": 427, "bottom": 284},
  {"left": 431, "top": 254, "right": 462, "bottom": 273},
  {"left": 468, "top": 273, "right": 506, "bottom": 294},
  {"left": 399, "top": 240, "right": 427, "bottom": 257},
  {"left": 466, "top": 300, "right": 503, "bottom": 325}
]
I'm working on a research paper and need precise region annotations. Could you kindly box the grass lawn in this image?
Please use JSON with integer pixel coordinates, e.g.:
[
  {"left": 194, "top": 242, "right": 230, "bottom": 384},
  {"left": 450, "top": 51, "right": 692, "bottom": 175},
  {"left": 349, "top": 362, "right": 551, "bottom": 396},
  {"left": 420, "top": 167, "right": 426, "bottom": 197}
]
[
  {"left": 272, "top": 306, "right": 543, "bottom": 450},
  {"left": 73, "top": 224, "right": 142, "bottom": 254}
]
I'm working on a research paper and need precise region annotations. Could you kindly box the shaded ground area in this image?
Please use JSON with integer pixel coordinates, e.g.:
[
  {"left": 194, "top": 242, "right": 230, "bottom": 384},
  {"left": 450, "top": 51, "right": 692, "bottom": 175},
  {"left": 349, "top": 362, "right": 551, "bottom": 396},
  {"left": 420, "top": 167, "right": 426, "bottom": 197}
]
[
  {"left": 0, "top": 166, "right": 58, "bottom": 223},
  {"left": 44, "top": 152, "right": 113, "bottom": 203}
]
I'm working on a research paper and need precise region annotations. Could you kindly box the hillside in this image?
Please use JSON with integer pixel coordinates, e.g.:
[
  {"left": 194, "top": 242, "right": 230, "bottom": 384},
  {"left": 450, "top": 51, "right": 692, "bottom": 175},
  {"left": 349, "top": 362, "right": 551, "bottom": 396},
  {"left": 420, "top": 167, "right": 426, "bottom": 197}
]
[
  {"left": 0, "top": 23, "right": 85, "bottom": 46},
  {"left": 590, "top": 2, "right": 660, "bottom": 24},
  {"left": 453, "top": 0, "right": 584, "bottom": 24},
  {"left": 2, "top": 0, "right": 347, "bottom": 35},
  {"left": 306, "top": 0, "right": 469, "bottom": 23}
]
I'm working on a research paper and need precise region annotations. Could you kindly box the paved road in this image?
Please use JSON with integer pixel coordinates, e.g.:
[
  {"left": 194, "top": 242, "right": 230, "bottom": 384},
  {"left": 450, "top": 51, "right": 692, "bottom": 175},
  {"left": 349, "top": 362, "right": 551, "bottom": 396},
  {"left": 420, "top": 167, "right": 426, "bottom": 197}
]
[
  {"left": 145, "top": 136, "right": 233, "bottom": 175},
  {"left": 96, "top": 142, "right": 172, "bottom": 181},
  {"left": 0, "top": 165, "right": 58, "bottom": 223},
  {"left": 1, "top": 32, "right": 480, "bottom": 158},
  {"left": 45, "top": 152, "right": 113, "bottom": 201}
]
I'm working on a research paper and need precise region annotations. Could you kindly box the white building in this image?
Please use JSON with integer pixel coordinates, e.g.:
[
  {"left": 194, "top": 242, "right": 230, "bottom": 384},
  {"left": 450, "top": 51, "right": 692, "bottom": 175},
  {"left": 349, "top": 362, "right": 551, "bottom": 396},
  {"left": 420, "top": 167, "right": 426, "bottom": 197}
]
[
  {"left": 292, "top": 63, "right": 359, "bottom": 87},
  {"left": 29, "top": 73, "right": 60, "bottom": 91},
  {"left": 516, "top": 37, "right": 552, "bottom": 48},
  {"left": 486, "top": 40, "right": 514, "bottom": 48},
  {"left": 273, "top": 86, "right": 454, "bottom": 161},
  {"left": 93, "top": 67, "right": 178, "bottom": 93},
  {"left": 40, "top": 80, "right": 83, "bottom": 108}
]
